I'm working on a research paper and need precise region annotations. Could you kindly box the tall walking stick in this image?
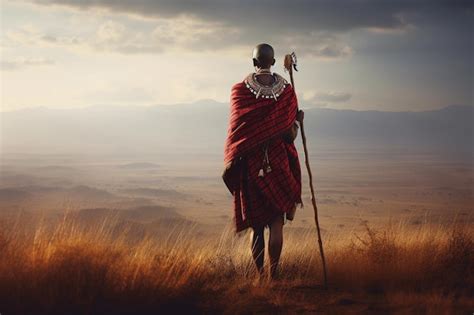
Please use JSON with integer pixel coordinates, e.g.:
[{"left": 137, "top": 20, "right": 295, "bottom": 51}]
[{"left": 284, "top": 52, "right": 328, "bottom": 288}]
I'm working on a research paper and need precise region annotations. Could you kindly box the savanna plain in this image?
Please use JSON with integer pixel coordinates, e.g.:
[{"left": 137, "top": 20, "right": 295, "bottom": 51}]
[{"left": 1, "top": 146, "right": 473, "bottom": 314}]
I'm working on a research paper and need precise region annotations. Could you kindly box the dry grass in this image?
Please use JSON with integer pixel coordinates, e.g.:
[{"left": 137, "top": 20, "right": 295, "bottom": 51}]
[{"left": 0, "top": 215, "right": 473, "bottom": 314}]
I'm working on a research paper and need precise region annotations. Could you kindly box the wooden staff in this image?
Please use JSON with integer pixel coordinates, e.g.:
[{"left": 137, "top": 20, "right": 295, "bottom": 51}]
[{"left": 284, "top": 52, "right": 328, "bottom": 288}]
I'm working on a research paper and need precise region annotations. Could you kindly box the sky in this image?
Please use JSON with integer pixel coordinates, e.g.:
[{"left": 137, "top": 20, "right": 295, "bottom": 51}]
[{"left": 0, "top": 0, "right": 472, "bottom": 112}]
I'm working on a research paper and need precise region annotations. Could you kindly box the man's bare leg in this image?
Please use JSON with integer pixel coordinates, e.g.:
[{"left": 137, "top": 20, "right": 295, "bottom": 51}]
[
  {"left": 269, "top": 215, "right": 284, "bottom": 279},
  {"left": 251, "top": 227, "right": 265, "bottom": 276}
]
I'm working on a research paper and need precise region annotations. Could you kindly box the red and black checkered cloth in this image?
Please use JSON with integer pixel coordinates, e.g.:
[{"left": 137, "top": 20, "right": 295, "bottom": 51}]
[{"left": 223, "top": 79, "right": 303, "bottom": 232}]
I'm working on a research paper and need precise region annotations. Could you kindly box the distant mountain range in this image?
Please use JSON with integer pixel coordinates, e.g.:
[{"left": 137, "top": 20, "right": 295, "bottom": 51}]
[{"left": 2, "top": 102, "right": 472, "bottom": 157}]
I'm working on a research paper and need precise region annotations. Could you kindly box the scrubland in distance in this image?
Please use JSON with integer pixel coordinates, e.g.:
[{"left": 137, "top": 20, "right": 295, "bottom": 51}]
[{"left": 0, "top": 214, "right": 472, "bottom": 314}]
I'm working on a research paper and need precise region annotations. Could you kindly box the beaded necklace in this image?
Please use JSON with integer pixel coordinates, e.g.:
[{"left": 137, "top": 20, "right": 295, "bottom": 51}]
[{"left": 244, "top": 72, "right": 288, "bottom": 101}]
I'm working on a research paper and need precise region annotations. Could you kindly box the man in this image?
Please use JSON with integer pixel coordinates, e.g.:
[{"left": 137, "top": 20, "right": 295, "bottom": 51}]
[{"left": 222, "top": 43, "right": 304, "bottom": 279}]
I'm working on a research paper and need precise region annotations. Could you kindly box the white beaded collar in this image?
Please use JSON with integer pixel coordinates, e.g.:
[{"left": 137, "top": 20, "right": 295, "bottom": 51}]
[{"left": 244, "top": 72, "right": 288, "bottom": 100}]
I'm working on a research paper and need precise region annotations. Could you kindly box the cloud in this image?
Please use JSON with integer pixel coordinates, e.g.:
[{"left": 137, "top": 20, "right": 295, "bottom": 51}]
[
  {"left": 4, "top": 20, "right": 350, "bottom": 59},
  {"left": 1, "top": 57, "right": 55, "bottom": 71},
  {"left": 4, "top": 18, "right": 242, "bottom": 55},
  {"left": 303, "top": 90, "right": 352, "bottom": 107},
  {"left": 281, "top": 32, "right": 353, "bottom": 59},
  {"left": 12, "top": 0, "right": 434, "bottom": 60},
  {"left": 92, "top": 20, "right": 165, "bottom": 54},
  {"left": 4, "top": 24, "right": 83, "bottom": 48},
  {"left": 6, "top": 0, "right": 473, "bottom": 60},
  {"left": 21, "top": 0, "right": 473, "bottom": 32},
  {"left": 20, "top": 0, "right": 412, "bottom": 31},
  {"left": 82, "top": 85, "right": 155, "bottom": 104},
  {"left": 314, "top": 91, "right": 352, "bottom": 103}
]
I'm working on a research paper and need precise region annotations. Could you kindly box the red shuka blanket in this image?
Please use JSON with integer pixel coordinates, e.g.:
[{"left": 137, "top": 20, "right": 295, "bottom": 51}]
[{"left": 223, "top": 76, "right": 303, "bottom": 232}]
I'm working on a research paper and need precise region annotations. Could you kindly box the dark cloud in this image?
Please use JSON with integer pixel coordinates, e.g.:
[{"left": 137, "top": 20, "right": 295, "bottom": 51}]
[
  {"left": 27, "top": 0, "right": 473, "bottom": 31},
  {"left": 16, "top": 0, "right": 474, "bottom": 59},
  {"left": 30, "top": 0, "right": 407, "bottom": 31}
]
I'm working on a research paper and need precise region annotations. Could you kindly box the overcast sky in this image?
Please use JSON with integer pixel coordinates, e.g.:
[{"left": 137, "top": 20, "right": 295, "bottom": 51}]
[{"left": 1, "top": 0, "right": 472, "bottom": 111}]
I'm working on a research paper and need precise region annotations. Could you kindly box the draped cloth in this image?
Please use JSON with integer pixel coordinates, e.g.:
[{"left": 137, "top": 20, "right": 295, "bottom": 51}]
[{"left": 223, "top": 76, "right": 303, "bottom": 232}]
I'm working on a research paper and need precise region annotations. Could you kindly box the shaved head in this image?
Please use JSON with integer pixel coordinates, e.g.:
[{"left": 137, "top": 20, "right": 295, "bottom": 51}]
[{"left": 252, "top": 43, "right": 275, "bottom": 69}]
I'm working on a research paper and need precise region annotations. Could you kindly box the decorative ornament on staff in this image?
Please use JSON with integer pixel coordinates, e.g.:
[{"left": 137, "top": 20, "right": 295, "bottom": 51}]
[{"left": 284, "top": 52, "right": 328, "bottom": 289}]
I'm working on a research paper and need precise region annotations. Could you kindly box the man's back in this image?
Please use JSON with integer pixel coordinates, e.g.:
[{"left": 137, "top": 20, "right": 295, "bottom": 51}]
[{"left": 223, "top": 70, "right": 302, "bottom": 232}]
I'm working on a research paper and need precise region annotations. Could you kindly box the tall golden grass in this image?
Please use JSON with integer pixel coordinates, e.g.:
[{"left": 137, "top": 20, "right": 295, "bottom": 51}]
[{"left": 0, "top": 215, "right": 472, "bottom": 314}]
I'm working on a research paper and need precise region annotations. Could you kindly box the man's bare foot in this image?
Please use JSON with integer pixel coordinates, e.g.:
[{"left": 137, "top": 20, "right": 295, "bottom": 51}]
[
  {"left": 270, "top": 264, "right": 283, "bottom": 281},
  {"left": 252, "top": 271, "right": 268, "bottom": 286}
]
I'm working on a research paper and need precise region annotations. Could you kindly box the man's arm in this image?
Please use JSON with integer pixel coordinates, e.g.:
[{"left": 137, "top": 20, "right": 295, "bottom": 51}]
[
  {"left": 282, "top": 110, "right": 304, "bottom": 143},
  {"left": 222, "top": 159, "right": 240, "bottom": 193},
  {"left": 282, "top": 122, "right": 299, "bottom": 143}
]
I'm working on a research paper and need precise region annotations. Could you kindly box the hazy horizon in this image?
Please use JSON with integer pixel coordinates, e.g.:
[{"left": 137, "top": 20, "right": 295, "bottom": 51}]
[{"left": 1, "top": 98, "right": 472, "bottom": 113}]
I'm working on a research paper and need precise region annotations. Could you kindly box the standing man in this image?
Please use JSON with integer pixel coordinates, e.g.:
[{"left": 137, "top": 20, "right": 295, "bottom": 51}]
[{"left": 222, "top": 43, "right": 304, "bottom": 279}]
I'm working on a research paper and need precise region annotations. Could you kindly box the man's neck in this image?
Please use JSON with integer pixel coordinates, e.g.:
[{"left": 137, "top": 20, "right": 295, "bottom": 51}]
[{"left": 255, "top": 68, "right": 275, "bottom": 86}]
